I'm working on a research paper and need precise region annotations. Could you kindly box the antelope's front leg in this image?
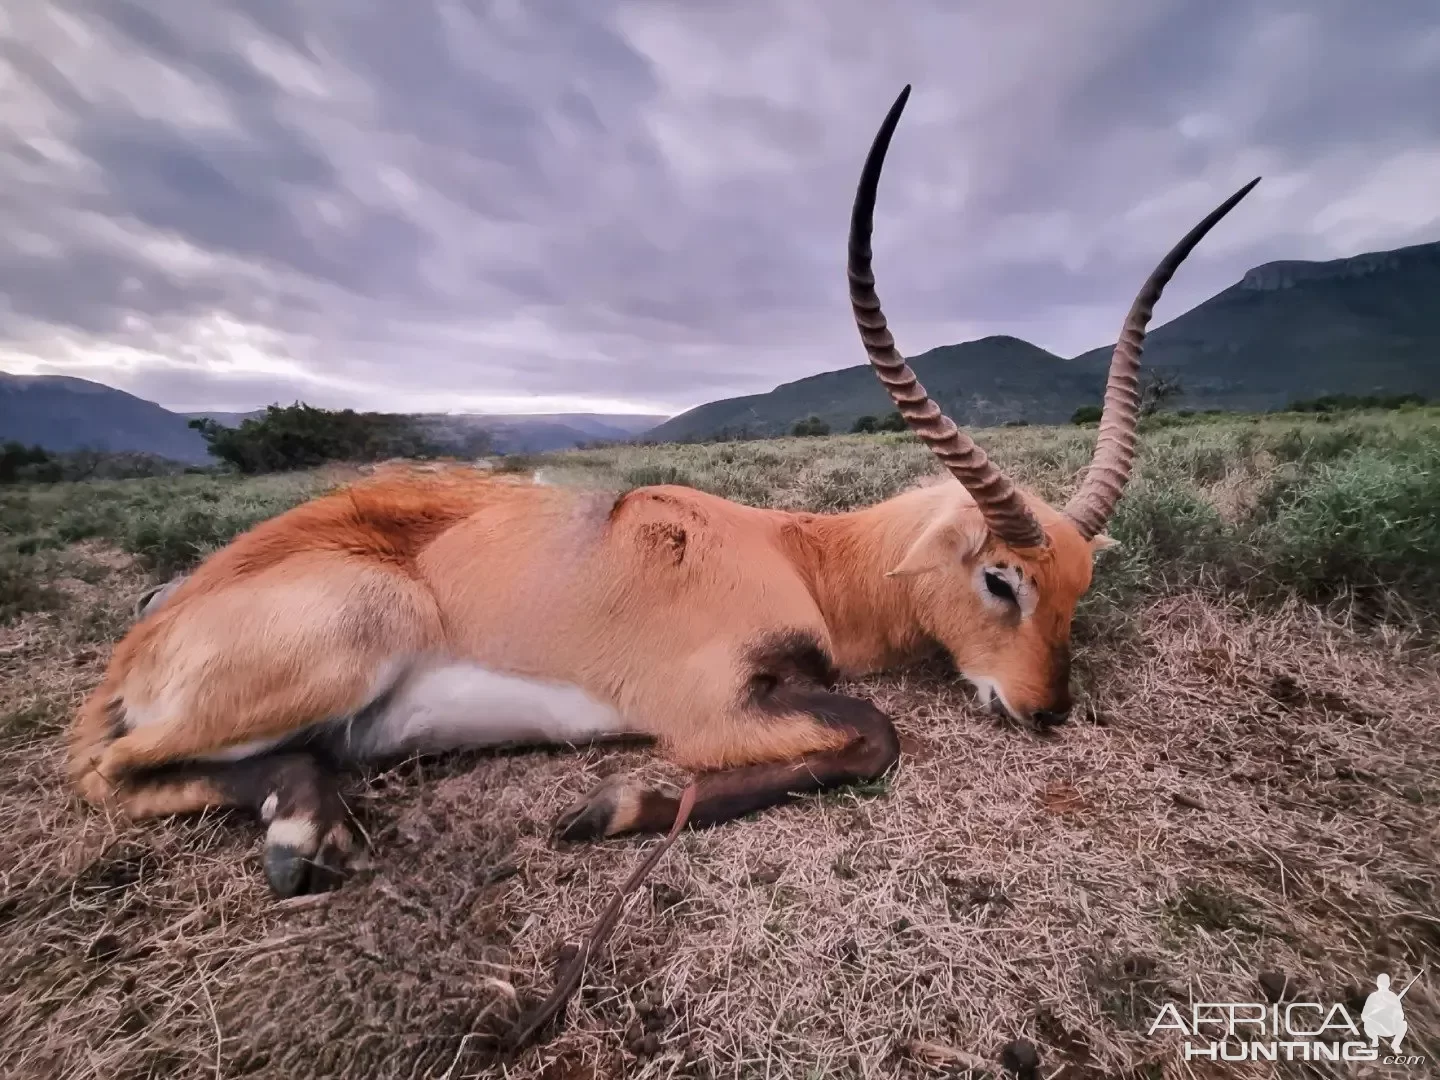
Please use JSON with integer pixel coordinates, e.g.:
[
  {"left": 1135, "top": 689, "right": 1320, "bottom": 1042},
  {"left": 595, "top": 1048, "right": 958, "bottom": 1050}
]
[{"left": 553, "top": 686, "right": 900, "bottom": 842}]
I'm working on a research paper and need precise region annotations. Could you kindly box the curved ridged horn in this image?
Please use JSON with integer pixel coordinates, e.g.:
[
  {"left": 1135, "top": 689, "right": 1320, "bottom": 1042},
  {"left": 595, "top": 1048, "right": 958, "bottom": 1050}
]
[
  {"left": 848, "top": 85, "right": 1047, "bottom": 550},
  {"left": 1064, "top": 177, "right": 1261, "bottom": 540}
]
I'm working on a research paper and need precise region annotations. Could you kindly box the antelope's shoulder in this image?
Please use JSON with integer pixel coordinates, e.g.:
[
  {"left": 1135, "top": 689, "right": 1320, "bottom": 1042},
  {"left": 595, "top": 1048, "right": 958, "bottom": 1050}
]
[{"left": 603, "top": 483, "right": 779, "bottom": 564}]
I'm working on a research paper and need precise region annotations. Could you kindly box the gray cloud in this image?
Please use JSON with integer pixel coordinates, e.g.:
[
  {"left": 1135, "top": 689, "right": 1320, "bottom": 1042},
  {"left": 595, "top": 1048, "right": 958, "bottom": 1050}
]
[{"left": 2, "top": 1, "right": 1438, "bottom": 414}]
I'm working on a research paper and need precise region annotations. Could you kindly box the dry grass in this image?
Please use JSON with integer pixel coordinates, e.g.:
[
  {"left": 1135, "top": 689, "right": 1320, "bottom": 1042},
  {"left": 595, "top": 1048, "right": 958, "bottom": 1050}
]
[{"left": 3, "top": 411, "right": 1439, "bottom": 1079}]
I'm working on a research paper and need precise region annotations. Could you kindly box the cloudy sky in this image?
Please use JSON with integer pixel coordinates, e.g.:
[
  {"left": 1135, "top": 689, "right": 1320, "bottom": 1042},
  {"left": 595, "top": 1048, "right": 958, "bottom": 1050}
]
[{"left": 2, "top": 2, "right": 1438, "bottom": 416}]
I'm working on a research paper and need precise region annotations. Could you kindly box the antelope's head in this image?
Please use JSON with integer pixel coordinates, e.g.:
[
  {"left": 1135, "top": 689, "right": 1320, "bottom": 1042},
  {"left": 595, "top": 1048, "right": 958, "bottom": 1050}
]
[{"left": 849, "top": 85, "right": 1258, "bottom": 728}]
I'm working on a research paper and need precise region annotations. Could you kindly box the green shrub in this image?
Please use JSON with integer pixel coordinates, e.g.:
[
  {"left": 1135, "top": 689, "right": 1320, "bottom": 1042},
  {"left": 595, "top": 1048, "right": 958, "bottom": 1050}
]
[
  {"left": 1281, "top": 393, "right": 1426, "bottom": 414},
  {"left": 190, "top": 403, "right": 489, "bottom": 474},
  {"left": 1267, "top": 426, "right": 1367, "bottom": 465},
  {"left": 621, "top": 463, "right": 694, "bottom": 490},
  {"left": 0, "top": 442, "right": 187, "bottom": 484},
  {"left": 1107, "top": 482, "right": 1234, "bottom": 578},
  {"left": 1254, "top": 446, "right": 1440, "bottom": 614},
  {"left": 873, "top": 411, "right": 908, "bottom": 433},
  {"left": 791, "top": 415, "right": 831, "bottom": 437}
]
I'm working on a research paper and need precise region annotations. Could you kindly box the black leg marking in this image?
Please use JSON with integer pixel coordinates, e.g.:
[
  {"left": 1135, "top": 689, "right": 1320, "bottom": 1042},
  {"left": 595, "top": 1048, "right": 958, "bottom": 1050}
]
[
  {"left": 232, "top": 753, "right": 353, "bottom": 897},
  {"left": 134, "top": 752, "right": 355, "bottom": 897},
  {"left": 553, "top": 686, "right": 901, "bottom": 842}
]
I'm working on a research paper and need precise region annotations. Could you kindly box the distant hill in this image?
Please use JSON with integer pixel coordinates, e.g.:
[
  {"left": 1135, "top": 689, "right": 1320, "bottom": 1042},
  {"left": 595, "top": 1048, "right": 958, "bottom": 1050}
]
[
  {"left": 498, "top": 413, "right": 663, "bottom": 437},
  {"left": 648, "top": 238, "right": 1440, "bottom": 441},
  {"left": 1067, "top": 239, "right": 1440, "bottom": 409},
  {"left": 648, "top": 336, "right": 1086, "bottom": 441},
  {"left": 413, "top": 412, "right": 665, "bottom": 453},
  {"left": 1, "top": 374, "right": 211, "bottom": 463},
  {"left": 0, "top": 378, "right": 669, "bottom": 463}
]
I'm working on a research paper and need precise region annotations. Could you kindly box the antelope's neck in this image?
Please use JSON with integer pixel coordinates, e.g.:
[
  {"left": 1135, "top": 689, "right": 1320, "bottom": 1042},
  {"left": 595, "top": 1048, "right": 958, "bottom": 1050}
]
[{"left": 777, "top": 504, "right": 930, "bottom": 676}]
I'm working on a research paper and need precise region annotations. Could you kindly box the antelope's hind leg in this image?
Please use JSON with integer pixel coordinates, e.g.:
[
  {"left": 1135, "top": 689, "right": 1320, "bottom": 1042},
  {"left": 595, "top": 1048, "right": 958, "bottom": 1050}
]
[
  {"left": 86, "top": 752, "right": 354, "bottom": 896},
  {"left": 554, "top": 660, "right": 902, "bottom": 842},
  {"left": 70, "top": 561, "right": 439, "bottom": 895}
]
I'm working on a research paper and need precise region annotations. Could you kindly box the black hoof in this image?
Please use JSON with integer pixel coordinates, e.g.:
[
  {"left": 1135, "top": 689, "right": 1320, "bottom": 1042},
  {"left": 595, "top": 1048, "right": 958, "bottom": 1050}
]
[
  {"left": 263, "top": 820, "right": 352, "bottom": 897},
  {"left": 551, "top": 781, "right": 624, "bottom": 844},
  {"left": 264, "top": 842, "right": 314, "bottom": 897}
]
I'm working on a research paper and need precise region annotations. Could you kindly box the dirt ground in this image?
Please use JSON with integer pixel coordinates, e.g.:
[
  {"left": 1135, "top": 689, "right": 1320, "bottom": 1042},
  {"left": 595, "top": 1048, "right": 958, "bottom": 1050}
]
[{"left": 2, "top": 539, "right": 1438, "bottom": 1079}]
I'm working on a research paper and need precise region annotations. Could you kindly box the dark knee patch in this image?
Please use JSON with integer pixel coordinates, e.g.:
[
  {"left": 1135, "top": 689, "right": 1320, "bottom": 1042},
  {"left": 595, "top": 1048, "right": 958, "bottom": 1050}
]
[
  {"left": 257, "top": 756, "right": 345, "bottom": 822},
  {"left": 764, "top": 685, "right": 901, "bottom": 780},
  {"left": 743, "top": 630, "right": 838, "bottom": 704}
]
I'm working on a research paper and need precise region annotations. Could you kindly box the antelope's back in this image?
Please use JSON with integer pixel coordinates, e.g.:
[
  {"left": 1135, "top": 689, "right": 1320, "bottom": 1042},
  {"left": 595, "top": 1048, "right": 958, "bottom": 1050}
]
[
  {"left": 109, "top": 469, "right": 827, "bottom": 734},
  {"left": 424, "top": 480, "right": 831, "bottom": 721}
]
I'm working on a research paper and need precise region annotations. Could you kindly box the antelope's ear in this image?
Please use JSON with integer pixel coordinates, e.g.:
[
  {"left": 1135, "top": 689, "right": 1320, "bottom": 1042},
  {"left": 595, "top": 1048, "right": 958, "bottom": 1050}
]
[
  {"left": 885, "top": 506, "right": 989, "bottom": 578},
  {"left": 1088, "top": 533, "right": 1119, "bottom": 554},
  {"left": 133, "top": 575, "right": 188, "bottom": 621}
]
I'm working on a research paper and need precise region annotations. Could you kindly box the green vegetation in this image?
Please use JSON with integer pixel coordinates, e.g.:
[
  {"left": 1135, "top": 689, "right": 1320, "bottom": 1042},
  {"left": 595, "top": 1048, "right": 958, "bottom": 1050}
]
[
  {"left": 188, "top": 402, "right": 490, "bottom": 474},
  {"left": 1, "top": 441, "right": 190, "bottom": 484},
  {"left": 790, "top": 415, "right": 831, "bottom": 437},
  {"left": 5, "top": 405, "right": 1438, "bottom": 637},
  {"left": 1, "top": 470, "right": 337, "bottom": 599},
  {"left": 851, "top": 412, "right": 908, "bottom": 434},
  {"left": 1278, "top": 392, "right": 1427, "bottom": 413}
]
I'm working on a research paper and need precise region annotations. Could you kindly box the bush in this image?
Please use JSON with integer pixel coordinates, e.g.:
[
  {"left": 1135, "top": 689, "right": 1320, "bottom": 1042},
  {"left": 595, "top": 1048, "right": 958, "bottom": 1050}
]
[
  {"left": 791, "top": 415, "right": 831, "bottom": 437},
  {"left": 0, "top": 442, "right": 55, "bottom": 483},
  {"left": 1254, "top": 445, "right": 1440, "bottom": 614},
  {"left": 0, "top": 442, "right": 185, "bottom": 485},
  {"left": 1268, "top": 426, "right": 1367, "bottom": 465},
  {"left": 1280, "top": 393, "right": 1426, "bottom": 414},
  {"left": 1107, "top": 481, "right": 1233, "bottom": 575},
  {"left": 190, "top": 403, "right": 489, "bottom": 474},
  {"left": 621, "top": 463, "right": 693, "bottom": 490},
  {"left": 1071, "top": 405, "right": 1104, "bottom": 425},
  {"left": 851, "top": 415, "right": 880, "bottom": 434},
  {"left": 877, "top": 411, "right": 908, "bottom": 433}
]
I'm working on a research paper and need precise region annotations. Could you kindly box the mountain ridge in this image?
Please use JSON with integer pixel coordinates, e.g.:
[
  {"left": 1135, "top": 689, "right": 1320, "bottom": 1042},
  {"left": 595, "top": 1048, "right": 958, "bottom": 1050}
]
[
  {"left": 646, "top": 237, "right": 1440, "bottom": 441},
  {"left": 1, "top": 374, "right": 213, "bottom": 463}
]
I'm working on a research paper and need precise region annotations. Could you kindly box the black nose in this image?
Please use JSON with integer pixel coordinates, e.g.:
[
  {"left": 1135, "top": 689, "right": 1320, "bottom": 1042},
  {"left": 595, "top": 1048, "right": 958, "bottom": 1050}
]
[{"left": 1032, "top": 708, "right": 1070, "bottom": 729}]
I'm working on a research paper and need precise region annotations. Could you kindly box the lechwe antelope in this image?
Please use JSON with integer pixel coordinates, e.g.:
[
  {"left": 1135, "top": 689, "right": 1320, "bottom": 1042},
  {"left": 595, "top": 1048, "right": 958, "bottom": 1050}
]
[{"left": 69, "top": 86, "right": 1258, "bottom": 897}]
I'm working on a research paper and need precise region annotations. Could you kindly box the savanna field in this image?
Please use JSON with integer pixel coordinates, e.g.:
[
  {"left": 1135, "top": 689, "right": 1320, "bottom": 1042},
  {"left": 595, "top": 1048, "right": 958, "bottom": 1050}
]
[{"left": 3, "top": 409, "right": 1439, "bottom": 1079}]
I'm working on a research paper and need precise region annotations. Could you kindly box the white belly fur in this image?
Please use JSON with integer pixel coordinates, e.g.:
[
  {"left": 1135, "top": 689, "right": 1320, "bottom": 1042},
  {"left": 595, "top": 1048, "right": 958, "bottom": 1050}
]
[
  {"left": 356, "top": 660, "right": 635, "bottom": 758},
  {"left": 127, "top": 657, "right": 633, "bottom": 764}
]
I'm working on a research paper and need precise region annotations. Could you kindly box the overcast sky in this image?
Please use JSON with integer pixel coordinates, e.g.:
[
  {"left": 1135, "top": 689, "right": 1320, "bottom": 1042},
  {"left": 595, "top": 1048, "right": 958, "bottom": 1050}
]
[{"left": 2, "top": 2, "right": 1438, "bottom": 416}]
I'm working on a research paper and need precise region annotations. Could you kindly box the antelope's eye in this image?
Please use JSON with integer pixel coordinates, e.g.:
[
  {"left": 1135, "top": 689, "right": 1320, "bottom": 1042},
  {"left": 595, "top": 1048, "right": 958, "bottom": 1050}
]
[{"left": 984, "top": 571, "right": 1017, "bottom": 604}]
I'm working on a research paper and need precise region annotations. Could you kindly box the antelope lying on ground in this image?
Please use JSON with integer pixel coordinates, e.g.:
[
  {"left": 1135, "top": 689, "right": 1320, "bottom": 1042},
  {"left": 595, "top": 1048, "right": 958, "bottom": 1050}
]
[{"left": 69, "top": 86, "right": 1258, "bottom": 897}]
